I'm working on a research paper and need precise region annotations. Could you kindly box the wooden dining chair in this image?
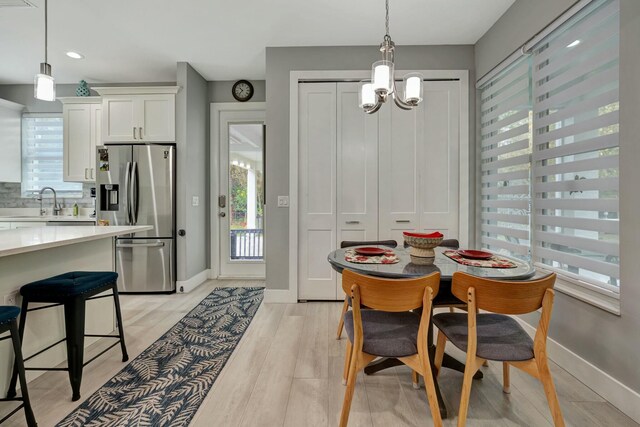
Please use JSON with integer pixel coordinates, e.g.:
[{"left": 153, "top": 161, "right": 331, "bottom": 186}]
[
  {"left": 335, "top": 240, "right": 398, "bottom": 340},
  {"left": 340, "top": 269, "right": 442, "bottom": 427},
  {"left": 433, "top": 272, "right": 564, "bottom": 427}
]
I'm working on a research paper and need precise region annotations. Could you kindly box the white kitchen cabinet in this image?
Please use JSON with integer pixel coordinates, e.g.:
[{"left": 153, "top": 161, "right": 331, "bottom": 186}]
[
  {"left": 0, "top": 98, "right": 24, "bottom": 183},
  {"left": 0, "top": 223, "right": 10, "bottom": 231},
  {"left": 10, "top": 222, "right": 46, "bottom": 229},
  {"left": 94, "top": 87, "right": 179, "bottom": 143},
  {"left": 61, "top": 97, "right": 102, "bottom": 182}
]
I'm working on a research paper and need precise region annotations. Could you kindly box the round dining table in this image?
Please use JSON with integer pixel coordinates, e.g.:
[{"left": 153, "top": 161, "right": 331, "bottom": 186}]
[{"left": 327, "top": 245, "right": 535, "bottom": 419}]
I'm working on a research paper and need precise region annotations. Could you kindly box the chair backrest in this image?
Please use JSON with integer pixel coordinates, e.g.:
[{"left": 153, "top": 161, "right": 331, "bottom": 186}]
[
  {"left": 451, "top": 272, "right": 556, "bottom": 315},
  {"left": 342, "top": 269, "right": 440, "bottom": 312},
  {"left": 341, "top": 240, "right": 398, "bottom": 249}
]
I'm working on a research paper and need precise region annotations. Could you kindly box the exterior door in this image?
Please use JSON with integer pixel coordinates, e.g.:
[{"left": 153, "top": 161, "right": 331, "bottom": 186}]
[{"left": 217, "top": 108, "right": 266, "bottom": 278}]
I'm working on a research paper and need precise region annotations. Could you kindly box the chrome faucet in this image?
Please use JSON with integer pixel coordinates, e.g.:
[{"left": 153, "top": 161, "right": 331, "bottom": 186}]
[{"left": 37, "top": 187, "right": 61, "bottom": 216}]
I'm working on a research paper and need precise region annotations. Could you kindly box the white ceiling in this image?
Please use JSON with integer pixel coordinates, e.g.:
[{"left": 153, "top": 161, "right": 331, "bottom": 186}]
[{"left": 0, "top": 0, "right": 514, "bottom": 84}]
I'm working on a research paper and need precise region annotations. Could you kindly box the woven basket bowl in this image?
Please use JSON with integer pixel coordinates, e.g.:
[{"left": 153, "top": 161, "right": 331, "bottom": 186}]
[{"left": 403, "top": 235, "right": 443, "bottom": 250}]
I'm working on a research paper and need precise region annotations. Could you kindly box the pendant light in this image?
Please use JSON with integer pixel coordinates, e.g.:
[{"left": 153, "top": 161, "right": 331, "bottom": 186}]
[
  {"left": 359, "top": 0, "right": 423, "bottom": 114},
  {"left": 34, "top": 0, "right": 55, "bottom": 101}
]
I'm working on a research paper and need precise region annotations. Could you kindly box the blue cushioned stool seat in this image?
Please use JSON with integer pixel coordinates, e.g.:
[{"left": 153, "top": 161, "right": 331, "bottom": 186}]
[
  {"left": 20, "top": 271, "right": 118, "bottom": 301},
  {"left": 0, "top": 306, "right": 20, "bottom": 325},
  {"left": 433, "top": 312, "right": 534, "bottom": 361},
  {"left": 344, "top": 309, "right": 421, "bottom": 357}
]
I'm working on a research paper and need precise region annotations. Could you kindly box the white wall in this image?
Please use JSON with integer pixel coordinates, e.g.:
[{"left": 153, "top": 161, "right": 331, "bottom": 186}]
[
  {"left": 475, "top": 0, "right": 640, "bottom": 401},
  {"left": 176, "top": 62, "right": 209, "bottom": 282},
  {"left": 265, "top": 45, "right": 476, "bottom": 291}
]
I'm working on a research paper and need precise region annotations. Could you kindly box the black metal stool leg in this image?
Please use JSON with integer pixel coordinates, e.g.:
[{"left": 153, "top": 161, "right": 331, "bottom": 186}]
[
  {"left": 7, "top": 298, "right": 29, "bottom": 399},
  {"left": 111, "top": 284, "right": 129, "bottom": 362},
  {"left": 9, "top": 319, "right": 37, "bottom": 427},
  {"left": 63, "top": 297, "right": 86, "bottom": 401}
]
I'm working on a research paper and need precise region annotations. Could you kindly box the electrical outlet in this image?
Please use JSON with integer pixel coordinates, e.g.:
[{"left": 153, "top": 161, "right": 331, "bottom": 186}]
[
  {"left": 4, "top": 292, "right": 18, "bottom": 306},
  {"left": 277, "top": 196, "right": 289, "bottom": 208},
  {"left": 192, "top": 196, "right": 200, "bottom": 207}
]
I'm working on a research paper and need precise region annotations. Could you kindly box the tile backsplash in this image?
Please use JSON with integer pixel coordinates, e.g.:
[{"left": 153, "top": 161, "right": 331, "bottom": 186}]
[{"left": 0, "top": 182, "right": 95, "bottom": 208}]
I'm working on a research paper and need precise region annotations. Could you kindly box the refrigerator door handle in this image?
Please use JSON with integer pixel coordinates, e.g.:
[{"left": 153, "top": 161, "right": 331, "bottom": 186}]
[
  {"left": 116, "top": 241, "right": 165, "bottom": 248},
  {"left": 131, "top": 161, "right": 139, "bottom": 224},
  {"left": 124, "top": 161, "right": 132, "bottom": 225}
]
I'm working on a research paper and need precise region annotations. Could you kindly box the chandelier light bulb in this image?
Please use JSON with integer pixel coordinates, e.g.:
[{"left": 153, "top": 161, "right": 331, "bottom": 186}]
[
  {"left": 34, "top": 71, "right": 55, "bottom": 101},
  {"left": 403, "top": 73, "right": 423, "bottom": 104},
  {"left": 372, "top": 60, "right": 393, "bottom": 94},
  {"left": 359, "top": 81, "right": 376, "bottom": 108}
]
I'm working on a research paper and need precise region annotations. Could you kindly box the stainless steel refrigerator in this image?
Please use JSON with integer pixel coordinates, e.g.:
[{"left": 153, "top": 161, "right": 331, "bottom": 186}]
[{"left": 96, "top": 144, "right": 175, "bottom": 293}]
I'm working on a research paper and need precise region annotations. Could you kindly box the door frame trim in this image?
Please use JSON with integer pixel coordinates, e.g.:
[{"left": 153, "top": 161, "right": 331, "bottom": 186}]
[
  {"left": 289, "top": 70, "right": 470, "bottom": 303},
  {"left": 210, "top": 102, "right": 267, "bottom": 279}
]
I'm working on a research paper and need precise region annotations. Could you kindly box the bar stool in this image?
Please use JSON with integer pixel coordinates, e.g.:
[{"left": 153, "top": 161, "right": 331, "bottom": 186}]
[
  {"left": 0, "top": 306, "right": 37, "bottom": 426},
  {"left": 7, "top": 271, "right": 129, "bottom": 402}
]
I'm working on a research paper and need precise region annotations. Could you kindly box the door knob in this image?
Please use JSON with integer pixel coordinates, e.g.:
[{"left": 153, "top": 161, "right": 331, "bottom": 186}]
[{"left": 219, "top": 212, "right": 226, "bottom": 217}]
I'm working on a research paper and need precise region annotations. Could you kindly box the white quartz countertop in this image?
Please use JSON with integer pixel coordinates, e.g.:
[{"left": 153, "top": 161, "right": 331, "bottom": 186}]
[
  {"left": 0, "top": 215, "right": 96, "bottom": 222},
  {"left": 0, "top": 225, "right": 153, "bottom": 258}
]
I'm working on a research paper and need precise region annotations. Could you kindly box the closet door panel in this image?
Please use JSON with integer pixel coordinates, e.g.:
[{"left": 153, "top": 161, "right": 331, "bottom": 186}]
[
  {"left": 298, "top": 83, "right": 338, "bottom": 300},
  {"left": 336, "top": 82, "right": 379, "bottom": 245},
  {"left": 419, "top": 81, "right": 460, "bottom": 238},
  {"left": 379, "top": 84, "right": 420, "bottom": 243}
]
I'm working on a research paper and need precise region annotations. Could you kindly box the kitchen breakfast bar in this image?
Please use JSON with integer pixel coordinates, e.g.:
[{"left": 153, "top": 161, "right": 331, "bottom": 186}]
[{"left": 0, "top": 225, "right": 151, "bottom": 393}]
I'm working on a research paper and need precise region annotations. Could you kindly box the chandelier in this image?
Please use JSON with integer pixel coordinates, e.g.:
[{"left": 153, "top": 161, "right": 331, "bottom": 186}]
[{"left": 359, "top": 0, "right": 423, "bottom": 114}]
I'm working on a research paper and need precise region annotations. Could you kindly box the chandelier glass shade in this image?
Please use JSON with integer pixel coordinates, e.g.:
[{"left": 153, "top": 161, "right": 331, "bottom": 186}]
[{"left": 360, "top": 0, "right": 423, "bottom": 114}]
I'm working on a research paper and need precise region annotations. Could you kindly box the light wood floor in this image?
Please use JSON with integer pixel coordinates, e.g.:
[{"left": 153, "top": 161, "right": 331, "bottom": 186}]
[{"left": 1, "top": 281, "right": 637, "bottom": 427}]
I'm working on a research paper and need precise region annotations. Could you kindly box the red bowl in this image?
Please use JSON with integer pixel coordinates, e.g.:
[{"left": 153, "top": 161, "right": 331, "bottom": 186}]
[
  {"left": 354, "top": 247, "right": 388, "bottom": 256},
  {"left": 457, "top": 249, "right": 493, "bottom": 260},
  {"left": 402, "top": 231, "right": 443, "bottom": 238}
]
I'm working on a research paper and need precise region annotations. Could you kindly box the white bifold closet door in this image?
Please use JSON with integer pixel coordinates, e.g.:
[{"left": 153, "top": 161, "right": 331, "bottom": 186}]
[
  {"left": 298, "top": 80, "right": 460, "bottom": 301},
  {"left": 379, "top": 80, "right": 460, "bottom": 243}
]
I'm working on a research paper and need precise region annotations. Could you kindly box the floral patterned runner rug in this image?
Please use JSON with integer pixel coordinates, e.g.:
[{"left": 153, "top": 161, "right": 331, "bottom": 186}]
[{"left": 57, "top": 287, "right": 264, "bottom": 427}]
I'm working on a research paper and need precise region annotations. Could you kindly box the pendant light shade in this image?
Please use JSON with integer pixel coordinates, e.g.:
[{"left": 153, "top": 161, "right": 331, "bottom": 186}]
[
  {"left": 35, "top": 63, "right": 55, "bottom": 101},
  {"left": 359, "top": 80, "right": 376, "bottom": 108},
  {"left": 34, "top": 0, "right": 55, "bottom": 102},
  {"left": 403, "top": 72, "right": 423, "bottom": 105},
  {"left": 372, "top": 60, "right": 394, "bottom": 95}
]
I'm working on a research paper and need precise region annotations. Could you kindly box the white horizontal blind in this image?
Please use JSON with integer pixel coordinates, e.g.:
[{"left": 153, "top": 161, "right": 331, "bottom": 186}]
[
  {"left": 532, "top": 0, "right": 620, "bottom": 291},
  {"left": 21, "top": 114, "right": 83, "bottom": 197},
  {"left": 479, "top": 57, "right": 532, "bottom": 259}
]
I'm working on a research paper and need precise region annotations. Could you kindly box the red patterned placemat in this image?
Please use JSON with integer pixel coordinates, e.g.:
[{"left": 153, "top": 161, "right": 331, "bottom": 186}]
[
  {"left": 344, "top": 248, "right": 400, "bottom": 264},
  {"left": 443, "top": 250, "right": 517, "bottom": 268}
]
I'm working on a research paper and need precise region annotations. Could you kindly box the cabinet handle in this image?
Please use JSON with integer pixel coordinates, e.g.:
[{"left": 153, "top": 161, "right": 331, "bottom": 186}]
[
  {"left": 84, "top": 168, "right": 89, "bottom": 179},
  {"left": 133, "top": 127, "right": 136, "bottom": 139},
  {"left": 90, "top": 168, "right": 94, "bottom": 180},
  {"left": 139, "top": 127, "right": 143, "bottom": 140},
  {"left": 345, "top": 220, "right": 360, "bottom": 224},
  {"left": 396, "top": 219, "right": 411, "bottom": 223}
]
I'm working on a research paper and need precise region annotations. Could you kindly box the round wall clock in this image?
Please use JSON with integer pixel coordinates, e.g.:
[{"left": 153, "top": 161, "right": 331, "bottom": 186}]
[{"left": 232, "top": 80, "right": 254, "bottom": 102}]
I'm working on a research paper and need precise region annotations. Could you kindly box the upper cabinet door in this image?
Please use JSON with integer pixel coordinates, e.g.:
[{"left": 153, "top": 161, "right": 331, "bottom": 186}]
[
  {"left": 89, "top": 103, "right": 102, "bottom": 181},
  {"left": 139, "top": 94, "right": 175, "bottom": 142},
  {"left": 63, "top": 104, "right": 92, "bottom": 182},
  {"left": 102, "top": 96, "right": 137, "bottom": 142}
]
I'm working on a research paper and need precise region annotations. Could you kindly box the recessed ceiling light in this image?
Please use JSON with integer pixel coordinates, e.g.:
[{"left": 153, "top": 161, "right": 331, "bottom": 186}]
[
  {"left": 66, "top": 51, "right": 84, "bottom": 59},
  {"left": 566, "top": 40, "right": 581, "bottom": 48}
]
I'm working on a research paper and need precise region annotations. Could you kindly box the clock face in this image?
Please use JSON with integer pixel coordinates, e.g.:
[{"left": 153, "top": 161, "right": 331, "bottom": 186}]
[{"left": 232, "top": 80, "right": 253, "bottom": 102}]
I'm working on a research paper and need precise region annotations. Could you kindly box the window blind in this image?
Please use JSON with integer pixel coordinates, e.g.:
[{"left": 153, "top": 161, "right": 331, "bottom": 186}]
[
  {"left": 531, "top": 0, "right": 620, "bottom": 291},
  {"left": 479, "top": 57, "right": 532, "bottom": 259},
  {"left": 21, "top": 114, "right": 83, "bottom": 197}
]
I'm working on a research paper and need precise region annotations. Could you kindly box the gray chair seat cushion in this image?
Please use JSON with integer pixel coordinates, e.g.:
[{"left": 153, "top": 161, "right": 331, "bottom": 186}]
[
  {"left": 344, "top": 310, "right": 420, "bottom": 357},
  {"left": 432, "top": 313, "right": 534, "bottom": 361}
]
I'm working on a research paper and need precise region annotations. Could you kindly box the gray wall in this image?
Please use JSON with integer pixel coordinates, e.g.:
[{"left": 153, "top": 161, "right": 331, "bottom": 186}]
[
  {"left": 265, "top": 45, "right": 476, "bottom": 291},
  {"left": 176, "top": 62, "right": 209, "bottom": 282},
  {"left": 475, "top": 0, "right": 640, "bottom": 395},
  {"left": 474, "top": 0, "right": 578, "bottom": 78},
  {"left": 208, "top": 80, "right": 266, "bottom": 103}
]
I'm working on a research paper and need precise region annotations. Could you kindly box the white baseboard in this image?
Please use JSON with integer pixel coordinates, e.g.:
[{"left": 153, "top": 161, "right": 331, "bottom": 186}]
[
  {"left": 177, "top": 269, "right": 210, "bottom": 293},
  {"left": 264, "top": 287, "right": 297, "bottom": 303},
  {"left": 514, "top": 317, "right": 640, "bottom": 423}
]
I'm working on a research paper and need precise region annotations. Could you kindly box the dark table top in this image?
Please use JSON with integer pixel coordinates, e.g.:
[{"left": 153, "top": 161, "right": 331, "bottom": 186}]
[{"left": 327, "top": 246, "right": 535, "bottom": 280}]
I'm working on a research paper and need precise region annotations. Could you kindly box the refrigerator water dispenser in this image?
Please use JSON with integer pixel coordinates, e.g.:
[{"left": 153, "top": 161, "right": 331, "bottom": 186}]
[{"left": 100, "top": 184, "right": 120, "bottom": 211}]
